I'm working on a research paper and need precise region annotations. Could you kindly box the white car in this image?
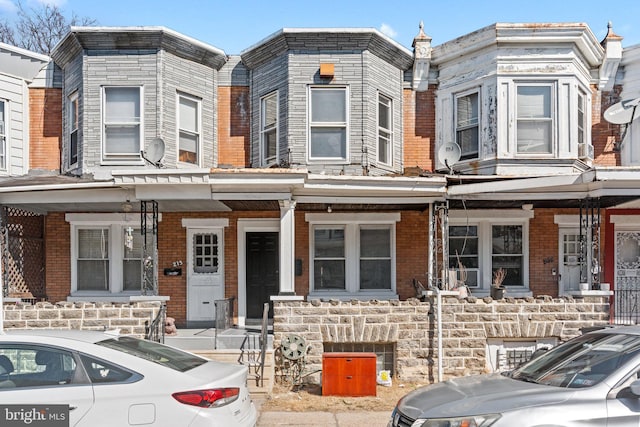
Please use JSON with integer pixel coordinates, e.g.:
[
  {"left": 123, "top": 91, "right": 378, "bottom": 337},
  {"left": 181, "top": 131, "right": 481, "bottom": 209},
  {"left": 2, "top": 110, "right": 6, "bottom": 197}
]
[{"left": 0, "top": 329, "right": 257, "bottom": 427}]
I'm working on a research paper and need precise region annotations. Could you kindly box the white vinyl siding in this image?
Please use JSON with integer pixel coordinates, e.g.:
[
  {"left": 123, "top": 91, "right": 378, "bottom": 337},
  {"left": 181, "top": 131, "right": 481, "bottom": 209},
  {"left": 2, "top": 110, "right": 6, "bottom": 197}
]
[{"left": 0, "top": 99, "right": 6, "bottom": 170}]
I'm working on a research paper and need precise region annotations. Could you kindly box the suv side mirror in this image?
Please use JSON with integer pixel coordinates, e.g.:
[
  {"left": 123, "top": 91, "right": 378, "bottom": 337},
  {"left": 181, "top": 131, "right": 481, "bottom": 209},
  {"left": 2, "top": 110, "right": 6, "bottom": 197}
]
[{"left": 630, "top": 379, "right": 640, "bottom": 396}]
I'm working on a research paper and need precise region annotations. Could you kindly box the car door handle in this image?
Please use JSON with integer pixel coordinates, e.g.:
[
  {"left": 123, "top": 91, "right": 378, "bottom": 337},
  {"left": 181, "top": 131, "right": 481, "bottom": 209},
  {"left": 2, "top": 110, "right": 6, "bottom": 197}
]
[{"left": 69, "top": 406, "right": 78, "bottom": 411}]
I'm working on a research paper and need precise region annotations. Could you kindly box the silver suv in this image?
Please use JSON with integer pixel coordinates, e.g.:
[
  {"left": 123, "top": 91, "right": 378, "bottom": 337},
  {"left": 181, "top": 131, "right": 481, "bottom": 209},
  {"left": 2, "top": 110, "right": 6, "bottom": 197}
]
[{"left": 389, "top": 326, "right": 640, "bottom": 427}]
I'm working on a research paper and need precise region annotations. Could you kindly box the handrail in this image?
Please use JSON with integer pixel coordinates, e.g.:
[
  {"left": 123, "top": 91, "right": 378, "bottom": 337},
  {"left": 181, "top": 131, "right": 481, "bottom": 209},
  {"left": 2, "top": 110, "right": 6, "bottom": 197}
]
[{"left": 145, "top": 303, "right": 166, "bottom": 343}]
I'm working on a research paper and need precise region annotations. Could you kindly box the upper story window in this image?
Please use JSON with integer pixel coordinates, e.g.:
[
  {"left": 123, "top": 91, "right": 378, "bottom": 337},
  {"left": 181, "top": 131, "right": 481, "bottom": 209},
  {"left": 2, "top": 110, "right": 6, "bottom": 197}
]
[
  {"left": 69, "top": 92, "right": 79, "bottom": 166},
  {"left": 516, "top": 84, "right": 553, "bottom": 154},
  {"left": 309, "top": 86, "right": 348, "bottom": 161},
  {"left": 260, "top": 91, "right": 278, "bottom": 166},
  {"left": 377, "top": 93, "right": 392, "bottom": 166},
  {"left": 456, "top": 91, "right": 479, "bottom": 160},
  {"left": 178, "top": 93, "right": 201, "bottom": 165},
  {"left": 102, "top": 87, "right": 142, "bottom": 163},
  {"left": 577, "top": 90, "right": 586, "bottom": 146},
  {"left": 0, "top": 99, "right": 6, "bottom": 171}
]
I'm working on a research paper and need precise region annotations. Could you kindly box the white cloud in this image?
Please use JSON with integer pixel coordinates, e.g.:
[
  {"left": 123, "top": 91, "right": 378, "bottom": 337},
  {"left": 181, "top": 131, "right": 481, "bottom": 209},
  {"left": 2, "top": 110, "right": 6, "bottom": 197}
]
[{"left": 380, "top": 23, "right": 398, "bottom": 39}]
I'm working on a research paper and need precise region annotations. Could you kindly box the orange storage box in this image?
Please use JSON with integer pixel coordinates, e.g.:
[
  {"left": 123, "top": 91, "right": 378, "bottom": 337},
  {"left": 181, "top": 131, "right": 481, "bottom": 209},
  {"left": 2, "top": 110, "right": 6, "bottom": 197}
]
[{"left": 322, "top": 352, "right": 377, "bottom": 397}]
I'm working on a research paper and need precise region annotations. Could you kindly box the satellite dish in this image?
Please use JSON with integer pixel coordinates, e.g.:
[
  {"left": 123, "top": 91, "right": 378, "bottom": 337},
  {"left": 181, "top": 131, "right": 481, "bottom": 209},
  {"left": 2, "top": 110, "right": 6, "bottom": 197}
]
[
  {"left": 143, "top": 137, "right": 165, "bottom": 166},
  {"left": 438, "top": 142, "right": 461, "bottom": 170},
  {"left": 604, "top": 97, "right": 640, "bottom": 125}
]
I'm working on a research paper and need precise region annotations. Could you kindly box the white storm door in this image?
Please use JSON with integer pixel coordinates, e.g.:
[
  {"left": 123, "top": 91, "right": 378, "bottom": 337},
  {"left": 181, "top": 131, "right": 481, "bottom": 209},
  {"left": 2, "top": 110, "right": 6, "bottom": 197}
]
[
  {"left": 186, "top": 228, "right": 224, "bottom": 323},
  {"left": 559, "top": 229, "right": 583, "bottom": 295}
]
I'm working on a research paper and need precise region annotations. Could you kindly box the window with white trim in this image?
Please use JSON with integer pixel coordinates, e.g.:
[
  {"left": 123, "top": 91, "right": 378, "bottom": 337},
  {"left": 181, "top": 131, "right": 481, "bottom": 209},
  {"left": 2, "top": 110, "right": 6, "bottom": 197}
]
[
  {"left": 377, "top": 93, "right": 392, "bottom": 165},
  {"left": 178, "top": 93, "right": 201, "bottom": 165},
  {"left": 0, "top": 99, "right": 7, "bottom": 171},
  {"left": 577, "top": 89, "right": 586, "bottom": 146},
  {"left": 449, "top": 212, "right": 530, "bottom": 291},
  {"left": 309, "top": 86, "right": 348, "bottom": 160},
  {"left": 68, "top": 214, "right": 153, "bottom": 295},
  {"left": 308, "top": 214, "right": 397, "bottom": 296},
  {"left": 260, "top": 91, "right": 278, "bottom": 166},
  {"left": 69, "top": 92, "right": 79, "bottom": 166},
  {"left": 516, "top": 83, "right": 553, "bottom": 154},
  {"left": 455, "top": 91, "right": 479, "bottom": 160},
  {"left": 102, "top": 87, "right": 142, "bottom": 162}
]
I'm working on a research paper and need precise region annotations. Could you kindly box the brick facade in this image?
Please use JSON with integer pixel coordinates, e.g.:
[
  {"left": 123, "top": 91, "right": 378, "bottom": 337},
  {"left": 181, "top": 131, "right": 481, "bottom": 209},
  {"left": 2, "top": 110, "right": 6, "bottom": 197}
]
[
  {"left": 403, "top": 88, "right": 436, "bottom": 172},
  {"left": 217, "top": 86, "right": 250, "bottom": 167},
  {"left": 29, "top": 88, "right": 61, "bottom": 171}
]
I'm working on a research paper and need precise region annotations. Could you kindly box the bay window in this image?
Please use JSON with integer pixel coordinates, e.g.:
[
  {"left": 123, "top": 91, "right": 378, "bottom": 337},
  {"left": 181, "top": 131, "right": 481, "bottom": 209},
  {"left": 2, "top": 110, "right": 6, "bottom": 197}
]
[
  {"left": 178, "top": 93, "right": 201, "bottom": 165},
  {"left": 516, "top": 84, "right": 553, "bottom": 154},
  {"left": 308, "top": 213, "right": 398, "bottom": 297},
  {"left": 309, "top": 86, "right": 348, "bottom": 160},
  {"left": 260, "top": 91, "right": 278, "bottom": 166},
  {"left": 69, "top": 92, "right": 79, "bottom": 165},
  {"left": 377, "top": 93, "right": 392, "bottom": 165},
  {"left": 456, "top": 91, "right": 479, "bottom": 160},
  {"left": 103, "top": 86, "right": 142, "bottom": 162},
  {"left": 0, "top": 99, "right": 6, "bottom": 170}
]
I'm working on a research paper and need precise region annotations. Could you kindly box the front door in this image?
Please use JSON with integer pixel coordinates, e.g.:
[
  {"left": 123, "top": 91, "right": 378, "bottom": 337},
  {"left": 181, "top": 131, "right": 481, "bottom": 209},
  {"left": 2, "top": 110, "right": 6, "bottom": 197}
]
[
  {"left": 614, "top": 230, "right": 640, "bottom": 323},
  {"left": 246, "top": 232, "right": 279, "bottom": 319},
  {"left": 186, "top": 228, "right": 224, "bottom": 326},
  {"left": 559, "top": 229, "right": 583, "bottom": 295}
]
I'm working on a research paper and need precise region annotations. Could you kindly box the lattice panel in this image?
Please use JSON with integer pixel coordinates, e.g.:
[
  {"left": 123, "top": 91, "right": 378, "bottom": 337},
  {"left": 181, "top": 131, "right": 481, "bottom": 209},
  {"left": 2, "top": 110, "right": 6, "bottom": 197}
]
[{"left": 2, "top": 207, "right": 45, "bottom": 299}]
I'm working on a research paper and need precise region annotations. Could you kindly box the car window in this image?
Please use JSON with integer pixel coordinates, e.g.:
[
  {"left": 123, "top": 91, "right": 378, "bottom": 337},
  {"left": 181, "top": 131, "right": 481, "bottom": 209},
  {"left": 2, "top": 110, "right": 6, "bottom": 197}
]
[
  {"left": 80, "top": 355, "right": 140, "bottom": 384},
  {"left": 0, "top": 346, "right": 78, "bottom": 389},
  {"left": 510, "top": 333, "right": 640, "bottom": 388},
  {"left": 95, "top": 336, "right": 207, "bottom": 372}
]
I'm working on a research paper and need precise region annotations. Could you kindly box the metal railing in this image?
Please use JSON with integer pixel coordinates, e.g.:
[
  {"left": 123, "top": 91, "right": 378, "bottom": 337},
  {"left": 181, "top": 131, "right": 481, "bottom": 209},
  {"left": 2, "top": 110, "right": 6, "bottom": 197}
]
[
  {"left": 613, "top": 288, "right": 640, "bottom": 325},
  {"left": 145, "top": 304, "right": 166, "bottom": 343}
]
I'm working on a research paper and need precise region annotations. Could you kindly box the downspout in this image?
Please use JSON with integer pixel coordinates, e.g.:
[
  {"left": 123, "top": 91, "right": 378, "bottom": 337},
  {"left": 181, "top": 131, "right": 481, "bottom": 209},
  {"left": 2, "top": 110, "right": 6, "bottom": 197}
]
[{"left": 428, "top": 203, "right": 443, "bottom": 382}]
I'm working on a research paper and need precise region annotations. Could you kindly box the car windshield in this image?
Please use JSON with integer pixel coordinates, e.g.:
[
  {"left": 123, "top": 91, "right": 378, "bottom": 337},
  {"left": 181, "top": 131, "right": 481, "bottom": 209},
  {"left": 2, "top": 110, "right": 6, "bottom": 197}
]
[
  {"left": 510, "top": 332, "right": 640, "bottom": 388},
  {"left": 96, "top": 336, "right": 207, "bottom": 372}
]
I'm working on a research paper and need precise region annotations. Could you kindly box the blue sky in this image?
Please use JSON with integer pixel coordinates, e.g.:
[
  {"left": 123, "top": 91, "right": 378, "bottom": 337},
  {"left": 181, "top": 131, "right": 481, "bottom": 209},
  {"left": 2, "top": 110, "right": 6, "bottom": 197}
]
[{"left": 1, "top": 0, "right": 640, "bottom": 54}]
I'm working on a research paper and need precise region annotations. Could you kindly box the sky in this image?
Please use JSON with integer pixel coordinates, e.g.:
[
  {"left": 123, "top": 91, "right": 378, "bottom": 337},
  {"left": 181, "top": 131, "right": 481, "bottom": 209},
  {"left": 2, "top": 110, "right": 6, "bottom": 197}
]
[{"left": 1, "top": 0, "right": 640, "bottom": 54}]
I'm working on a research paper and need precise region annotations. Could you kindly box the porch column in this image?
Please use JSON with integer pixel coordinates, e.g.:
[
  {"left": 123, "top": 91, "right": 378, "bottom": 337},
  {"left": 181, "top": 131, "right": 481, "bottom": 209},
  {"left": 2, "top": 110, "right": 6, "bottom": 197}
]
[{"left": 273, "top": 200, "right": 302, "bottom": 300}]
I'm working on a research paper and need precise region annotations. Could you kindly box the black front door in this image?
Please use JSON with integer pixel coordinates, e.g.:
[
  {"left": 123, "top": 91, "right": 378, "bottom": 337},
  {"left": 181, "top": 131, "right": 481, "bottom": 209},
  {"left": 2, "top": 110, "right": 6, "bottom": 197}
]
[{"left": 246, "top": 232, "right": 279, "bottom": 319}]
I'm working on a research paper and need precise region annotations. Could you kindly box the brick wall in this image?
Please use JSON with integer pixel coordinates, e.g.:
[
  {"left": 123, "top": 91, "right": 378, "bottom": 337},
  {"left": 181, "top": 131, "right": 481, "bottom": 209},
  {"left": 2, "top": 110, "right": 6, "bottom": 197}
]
[
  {"left": 44, "top": 212, "right": 70, "bottom": 303},
  {"left": 593, "top": 84, "right": 621, "bottom": 166},
  {"left": 403, "top": 88, "right": 436, "bottom": 172},
  {"left": 274, "top": 296, "right": 610, "bottom": 383},
  {"left": 29, "top": 88, "right": 61, "bottom": 171},
  {"left": 218, "top": 86, "right": 250, "bottom": 167},
  {"left": 2, "top": 301, "right": 162, "bottom": 337}
]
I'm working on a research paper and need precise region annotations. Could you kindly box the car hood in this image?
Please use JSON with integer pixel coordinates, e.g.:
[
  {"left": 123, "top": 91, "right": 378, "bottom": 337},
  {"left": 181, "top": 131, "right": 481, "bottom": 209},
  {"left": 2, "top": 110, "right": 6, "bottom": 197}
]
[{"left": 397, "top": 373, "right": 577, "bottom": 420}]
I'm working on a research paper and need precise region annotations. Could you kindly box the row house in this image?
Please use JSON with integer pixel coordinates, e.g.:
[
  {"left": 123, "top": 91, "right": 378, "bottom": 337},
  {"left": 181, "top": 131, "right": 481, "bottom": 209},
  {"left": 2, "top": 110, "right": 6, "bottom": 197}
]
[{"left": 1, "top": 21, "right": 640, "bottom": 378}]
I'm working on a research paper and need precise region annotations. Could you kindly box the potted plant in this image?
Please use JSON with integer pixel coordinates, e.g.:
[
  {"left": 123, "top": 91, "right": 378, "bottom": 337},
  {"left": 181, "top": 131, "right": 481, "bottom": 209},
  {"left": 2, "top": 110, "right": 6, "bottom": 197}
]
[{"left": 490, "top": 268, "right": 507, "bottom": 299}]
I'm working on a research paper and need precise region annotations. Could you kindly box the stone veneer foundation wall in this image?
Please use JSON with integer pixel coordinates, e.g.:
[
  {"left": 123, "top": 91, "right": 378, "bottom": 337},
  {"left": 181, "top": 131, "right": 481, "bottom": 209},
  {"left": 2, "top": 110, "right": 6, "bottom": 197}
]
[
  {"left": 273, "top": 295, "right": 611, "bottom": 383},
  {"left": 2, "top": 301, "right": 163, "bottom": 337}
]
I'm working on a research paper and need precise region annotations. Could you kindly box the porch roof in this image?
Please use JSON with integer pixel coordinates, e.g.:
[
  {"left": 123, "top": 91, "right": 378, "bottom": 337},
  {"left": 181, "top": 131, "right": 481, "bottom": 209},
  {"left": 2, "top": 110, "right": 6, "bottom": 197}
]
[{"left": 446, "top": 167, "right": 640, "bottom": 208}]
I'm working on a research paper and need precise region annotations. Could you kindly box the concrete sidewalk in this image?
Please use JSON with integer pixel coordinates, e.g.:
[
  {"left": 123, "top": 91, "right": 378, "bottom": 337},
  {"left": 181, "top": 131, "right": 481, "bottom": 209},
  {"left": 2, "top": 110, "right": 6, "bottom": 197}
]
[{"left": 257, "top": 410, "right": 391, "bottom": 426}]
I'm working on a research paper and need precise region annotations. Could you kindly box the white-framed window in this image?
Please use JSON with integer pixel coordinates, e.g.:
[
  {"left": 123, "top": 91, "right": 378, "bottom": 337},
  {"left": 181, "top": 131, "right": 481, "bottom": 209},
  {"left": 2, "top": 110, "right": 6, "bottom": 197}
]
[
  {"left": 102, "top": 86, "right": 142, "bottom": 163},
  {"left": 455, "top": 90, "right": 479, "bottom": 159},
  {"left": 307, "top": 213, "right": 399, "bottom": 297},
  {"left": 178, "top": 92, "right": 201, "bottom": 165},
  {"left": 260, "top": 91, "right": 278, "bottom": 166},
  {"left": 308, "top": 86, "right": 348, "bottom": 161},
  {"left": 377, "top": 93, "right": 392, "bottom": 165},
  {"left": 69, "top": 92, "right": 79, "bottom": 166},
  {"left": 449, "top": 210, "right": 531, "bottom": 292},
  {"left": 67, "top": 213, "right": 158, "bottom": 294},
  {"left": 0, "top": 99, "right": 7, "bottom": 171},
  {"left": 516, "top": 83, "right": 553, "bottom": 154},
  {"left": 577, "top": 89, "right": 586, "bottom": 146}
]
